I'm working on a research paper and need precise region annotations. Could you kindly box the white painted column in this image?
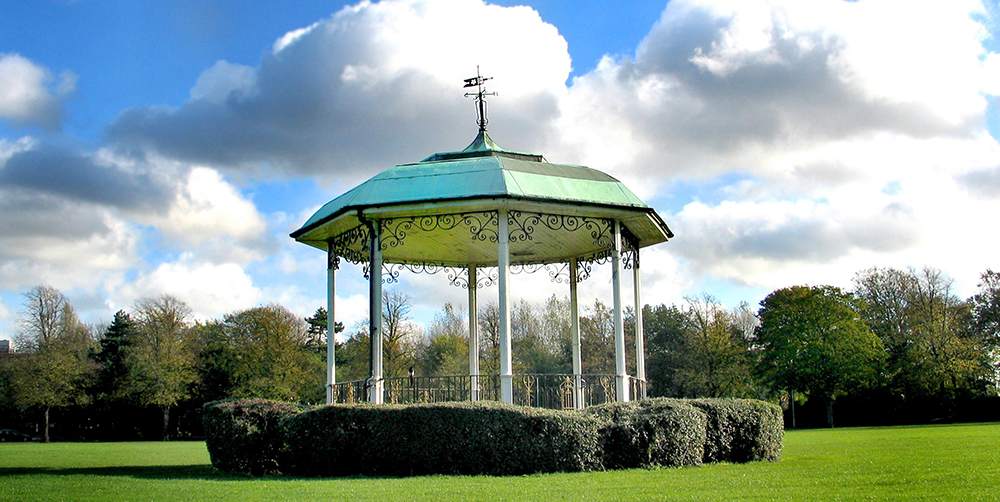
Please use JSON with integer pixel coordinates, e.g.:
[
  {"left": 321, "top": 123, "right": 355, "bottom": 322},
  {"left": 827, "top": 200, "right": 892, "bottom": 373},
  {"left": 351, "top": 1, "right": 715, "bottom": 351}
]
[
  {"left": 369, "top": 220, "right": 384, "bottom": 404},
  {"left": 633, "top": 250, "right": 646, "bottom": 400},
  {"left": 570, "top": 258, "right": 583, "bottom": 409},
  {"left": 468, "top": 265, "right": 479, "bottom": 402},
  {"left": 498, "top": 210, "right": 513, "bottom": 403},
  {"left": 612, "top": 221, "right": 630, "bottom": 402},
  {"left": 326, "top": 246, "right": 338, "bottom": 405}
]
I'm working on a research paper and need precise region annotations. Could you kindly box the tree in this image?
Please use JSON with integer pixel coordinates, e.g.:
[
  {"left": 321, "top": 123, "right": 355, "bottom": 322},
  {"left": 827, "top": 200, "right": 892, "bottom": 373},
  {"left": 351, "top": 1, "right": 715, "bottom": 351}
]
[
  {"left": 420, "top": 303, "right": 468, "bottom": 376},
  {"left": 644, "top": 303, "right": 688, "bottom": 397},
  {"left": 6, "top": 286, "right": 95, "bottom": 442},
  {"left": 478, "top": 302, "right": 501, "bottom": 376},
  {"left": 381, "top": 290, "right": 420, "bottom": 378},
  {"left": 756, "top": 285, "right": 885, "bottom": 427},
  {"left": 93, "top": 310, "right": 137, "bottom": 401},
  {"left": 678, "top": 295, "right": 755, "bottom": 398},
  {"left": 337, "top": 290, "right": 421, "bottom": 382},
  {"left": 580, "top": 299, "right": 615, "bottom": 374},
  {"left": 854, "top": 266, "right": 990, "bottom": 401},
  {"left": 643, "top": 297, "right": 756, "bottom": 399},
  {"left": 972, "top": 269, "right": 1000, "bottom": 390},
  {"left": 214, "top": 304, "right": 322, "bottom": 401},
  {"left": 304, "top": 307, "right": 344, "bottom": 353},
  {"left": 124, "top": 295, "right": 196, "bottom": 440}
]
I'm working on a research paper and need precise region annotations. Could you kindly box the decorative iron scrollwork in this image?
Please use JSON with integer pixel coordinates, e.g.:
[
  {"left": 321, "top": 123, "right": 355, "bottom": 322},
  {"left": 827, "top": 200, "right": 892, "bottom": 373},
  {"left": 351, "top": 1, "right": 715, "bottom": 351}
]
[
  {"left": 510, "top": 262, "right": 545, "bottom": 275},
  {"left": 379, "top": 212, "right": 499, "bottom": 250},
  {"left": 507, "top": 211, "right": 614, "bottom": 248},
  {"left": 449, "top": 267, "right": 499, "bottom": 289},
  {"left": 329, "top": 225, "right": 370, "bottom": 266}
]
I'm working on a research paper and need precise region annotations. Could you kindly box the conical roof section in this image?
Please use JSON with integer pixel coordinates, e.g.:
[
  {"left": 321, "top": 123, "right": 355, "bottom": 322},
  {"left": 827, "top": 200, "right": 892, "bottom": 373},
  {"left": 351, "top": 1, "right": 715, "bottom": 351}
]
[{"left": 294, "top": 130, "right": 655, "bottom": 233}]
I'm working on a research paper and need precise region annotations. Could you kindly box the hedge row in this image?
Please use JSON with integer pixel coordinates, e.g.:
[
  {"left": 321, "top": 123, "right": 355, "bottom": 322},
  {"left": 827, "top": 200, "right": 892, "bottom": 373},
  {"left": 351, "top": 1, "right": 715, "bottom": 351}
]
[
  {"left": 282, "top": 401, "right": 602, "bottom": 476},
  {"left": 585, "top": 399, "right": 707, "bottom": 469},
  {"left": 203, "top": 397, "right": 782, "bottom": 477},
  {"left": 202, "top": 398, "right": 308, "bottom": 476}
]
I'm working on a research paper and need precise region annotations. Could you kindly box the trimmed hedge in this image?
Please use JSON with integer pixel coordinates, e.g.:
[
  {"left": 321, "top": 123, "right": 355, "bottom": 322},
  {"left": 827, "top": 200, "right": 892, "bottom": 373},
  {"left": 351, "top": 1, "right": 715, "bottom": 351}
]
[
  {"left": 203, "top": 397, "right": 784, "bottom": 477},
  {"left": 586, "top": 399, "right": 707, "bottom": 469},
  {"left": 281, "top": 401, "right": 603, "bottom": 477},
  {"left": 689, "top": 398, "right": 784, "bottom": 463},
  {"left": 202, "top": 399, "right": 307, "bottom": 475}
]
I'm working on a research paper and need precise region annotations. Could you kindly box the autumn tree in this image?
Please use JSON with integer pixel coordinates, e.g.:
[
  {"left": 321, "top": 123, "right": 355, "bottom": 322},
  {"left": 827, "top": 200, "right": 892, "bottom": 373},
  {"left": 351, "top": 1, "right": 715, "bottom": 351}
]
[
  {"left": 757, "top": 285, "right": 885, "bottom": 427},
  {"left": 5, "top": 286, "right": 95, "bottom": 442}
]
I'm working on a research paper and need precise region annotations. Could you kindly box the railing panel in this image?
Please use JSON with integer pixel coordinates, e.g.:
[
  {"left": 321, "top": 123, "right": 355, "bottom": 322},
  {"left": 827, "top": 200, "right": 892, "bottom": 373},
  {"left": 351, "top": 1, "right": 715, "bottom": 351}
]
[{"left": 330, "top": 374, "right": 627, "bottom": 409}]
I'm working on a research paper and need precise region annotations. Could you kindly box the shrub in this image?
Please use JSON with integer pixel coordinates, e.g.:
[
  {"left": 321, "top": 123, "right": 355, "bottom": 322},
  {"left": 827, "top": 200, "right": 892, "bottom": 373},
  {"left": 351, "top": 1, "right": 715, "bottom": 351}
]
[
  {"left": 281, "top": 401, "right": 603, "bottom": 477},
  {"left": 586, "top": 399, "right": 707, "bottom": 469},
  {"left": 202, "top": 399, "right": 307, "bottom": 475},
  {"left": 689, "top": 398, "right": 784, "bottom": 463}
]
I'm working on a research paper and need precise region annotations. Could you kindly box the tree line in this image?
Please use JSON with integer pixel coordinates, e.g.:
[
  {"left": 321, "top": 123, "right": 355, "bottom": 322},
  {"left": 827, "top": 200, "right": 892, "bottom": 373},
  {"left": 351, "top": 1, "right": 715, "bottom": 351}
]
[{"left": 2, "top": 264, "right": 998, "bottom": 439}]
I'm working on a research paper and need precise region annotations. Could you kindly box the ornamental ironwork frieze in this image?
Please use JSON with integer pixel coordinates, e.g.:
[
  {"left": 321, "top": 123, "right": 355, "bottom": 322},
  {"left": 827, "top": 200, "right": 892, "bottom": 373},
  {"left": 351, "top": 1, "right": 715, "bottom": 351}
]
[
  {"left": 327, "top": 224, "right": 370, "bottom": 266},
  {"left": 379, "top": 212, "right": 499, "bottom": 251},
  {"left": 507, "top": 211, "right": 613, "bottom": 249}
]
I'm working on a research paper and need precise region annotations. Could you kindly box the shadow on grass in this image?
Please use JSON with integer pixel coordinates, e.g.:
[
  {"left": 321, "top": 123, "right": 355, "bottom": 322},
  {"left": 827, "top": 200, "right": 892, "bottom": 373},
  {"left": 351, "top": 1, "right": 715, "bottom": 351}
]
[
  {"left": 0, "top": 465, "right": 252, "bottom": 481},
  {"left": 0, "top": 465, "right": 403, "bottom": 482}
]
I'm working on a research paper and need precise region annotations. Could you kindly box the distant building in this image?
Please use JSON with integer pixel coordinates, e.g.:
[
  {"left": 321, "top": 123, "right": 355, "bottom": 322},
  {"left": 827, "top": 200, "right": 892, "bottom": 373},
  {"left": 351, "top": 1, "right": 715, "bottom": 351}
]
[{"left": 0, "top": 340, "right": 8, "bottom": 353}]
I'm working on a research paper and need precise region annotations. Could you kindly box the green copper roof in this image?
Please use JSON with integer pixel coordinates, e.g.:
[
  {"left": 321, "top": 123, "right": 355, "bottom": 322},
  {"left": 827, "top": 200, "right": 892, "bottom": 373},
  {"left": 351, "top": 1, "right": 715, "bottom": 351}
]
[{"left": 293, "top": 130, "right": 655, "bottom": 237}]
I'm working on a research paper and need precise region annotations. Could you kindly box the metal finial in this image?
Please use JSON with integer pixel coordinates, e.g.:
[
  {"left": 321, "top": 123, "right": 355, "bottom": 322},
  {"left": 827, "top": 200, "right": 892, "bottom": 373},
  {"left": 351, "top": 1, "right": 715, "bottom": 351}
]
[{"left": 464, "top": 66, "right": 496, "bottom": 132}]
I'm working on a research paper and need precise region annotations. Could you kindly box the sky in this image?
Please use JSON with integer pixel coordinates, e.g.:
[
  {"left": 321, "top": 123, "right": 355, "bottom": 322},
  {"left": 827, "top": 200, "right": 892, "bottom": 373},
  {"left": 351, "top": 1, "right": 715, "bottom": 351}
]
[{"left": 1, "top": 0, "right": 1000, "bottom": 342}]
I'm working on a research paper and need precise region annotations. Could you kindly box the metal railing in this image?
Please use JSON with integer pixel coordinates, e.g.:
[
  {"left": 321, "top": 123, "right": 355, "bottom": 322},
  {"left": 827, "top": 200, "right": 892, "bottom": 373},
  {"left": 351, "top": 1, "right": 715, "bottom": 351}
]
[{"left": 331, "top": 374, "right": 645, "bottom": 410}]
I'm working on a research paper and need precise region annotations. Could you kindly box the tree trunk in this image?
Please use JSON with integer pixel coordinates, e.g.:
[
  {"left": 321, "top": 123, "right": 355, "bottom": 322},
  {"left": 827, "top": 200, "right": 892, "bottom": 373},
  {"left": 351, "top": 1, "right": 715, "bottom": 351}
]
[
  {"left": 43, "top": 406, "right": 50, "bottom": 443},
  {"left": 161, "top": 405, "right": 170, "bottom": 441},
  {"left": 826, "top": 398, "right": 836, "bottom": 428}
]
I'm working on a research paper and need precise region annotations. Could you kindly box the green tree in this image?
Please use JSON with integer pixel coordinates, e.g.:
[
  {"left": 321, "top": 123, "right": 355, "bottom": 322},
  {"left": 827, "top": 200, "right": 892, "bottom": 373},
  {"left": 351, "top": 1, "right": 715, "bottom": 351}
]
[
  {"left": 642, "top": 297, "right": 756, "bottom": 399},
  {"left": 757, "top": 285, "right": 885, "bottom": 427},
  {"left": 972, "top": 269, "right": 1000, "bottom": 391},
  {"left": 304, "top": 307, "right": 344, "bottom": 353},
  {"left": 124, "top": 295, "right": 196, "bottom": 440},
  {"left": 219, "top": 304, "right": 322, "bottom": 401},
  {"left": 93, "top": 310, "right": 137, "bottom": 401},
  {"left": 677, "top": 295, "right": 755, "bottom": 398},
  {"left": 6, "top": 286, "right": 95, "bottom": 442},
  {"left": 854, "top": 266, "right": 990, "bottom": 401},
  {"left": 644, "top": 303, "right": 688, "bottom": 397}
]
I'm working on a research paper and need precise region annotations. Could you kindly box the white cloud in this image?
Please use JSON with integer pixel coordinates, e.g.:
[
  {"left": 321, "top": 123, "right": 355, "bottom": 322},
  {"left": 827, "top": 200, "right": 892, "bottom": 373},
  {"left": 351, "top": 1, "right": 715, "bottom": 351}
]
[
  {"left": 142, "top": 166, "right": 271, "bottom": 263},
  {"left": 109, "top": 0, "right": 571, "bottom": 183},
  {"left": 0, "top": 53, "right": 76, "bottom": 128},
  {"left": 189, "top": 60, "right": 258, "bottom": 103},
  {"left": 114, "top": 255, "right": 263, "bottom": 320}
]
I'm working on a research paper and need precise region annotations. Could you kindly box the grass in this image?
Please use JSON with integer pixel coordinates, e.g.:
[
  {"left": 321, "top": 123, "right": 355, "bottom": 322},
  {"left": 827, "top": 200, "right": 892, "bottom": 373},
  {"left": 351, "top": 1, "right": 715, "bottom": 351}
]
[{"left": 1, "top": 423, "right": 998, "bottom": 501}]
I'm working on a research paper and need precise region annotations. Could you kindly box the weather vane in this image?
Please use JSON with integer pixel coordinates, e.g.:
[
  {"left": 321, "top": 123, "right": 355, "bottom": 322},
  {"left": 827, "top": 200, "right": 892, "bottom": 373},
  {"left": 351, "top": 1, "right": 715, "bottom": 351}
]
[{"left": 464, "top": 66, "right": 496, "bottom": 132}]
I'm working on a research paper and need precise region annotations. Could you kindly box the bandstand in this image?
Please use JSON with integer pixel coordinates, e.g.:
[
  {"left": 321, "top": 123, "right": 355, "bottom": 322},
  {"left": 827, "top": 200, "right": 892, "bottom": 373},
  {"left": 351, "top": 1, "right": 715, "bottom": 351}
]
[{"left": 290, "top": 73, "right": 672, "bottom": 409}]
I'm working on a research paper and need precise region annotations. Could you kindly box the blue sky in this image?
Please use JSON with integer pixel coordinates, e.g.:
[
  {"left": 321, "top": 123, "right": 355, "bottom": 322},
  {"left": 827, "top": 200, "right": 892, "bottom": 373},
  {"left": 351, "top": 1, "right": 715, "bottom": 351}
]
[{"left": 1, "top": 0, "right": 999, "bottom": 340}]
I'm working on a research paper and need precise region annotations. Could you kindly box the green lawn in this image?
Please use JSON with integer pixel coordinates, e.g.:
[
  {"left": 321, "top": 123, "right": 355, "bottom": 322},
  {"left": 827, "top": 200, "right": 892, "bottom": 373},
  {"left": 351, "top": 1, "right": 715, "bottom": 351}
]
[{"left": 1, "top": 423, "right": 998, "bottom": 501}]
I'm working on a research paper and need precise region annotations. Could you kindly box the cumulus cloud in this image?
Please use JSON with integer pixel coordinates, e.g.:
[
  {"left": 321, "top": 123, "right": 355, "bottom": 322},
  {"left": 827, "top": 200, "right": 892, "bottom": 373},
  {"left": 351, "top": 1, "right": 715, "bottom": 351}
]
[
  {"left": 109, "top": 0, "right": 571, "bottom": 182},
  {"left": 539, "top": 0, "right": 1000, "bottom": 297},
  {"left": 554, "top": 0, "right": 994, "bottom": 186},
  {"left": 0, "top": 53, "right": 76, "bottom": 129},
  {"left": 113, "top": 255, "right": 263, "bottom": 320},
  {"left": 0, "top": 144, "right": 175, "bottom": 212},
  {"left": 139, "top": 166, "right": 274, "bottom": 264},
  {"left": 0, "top": 137, "right": 274, "bottom": 297}
]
